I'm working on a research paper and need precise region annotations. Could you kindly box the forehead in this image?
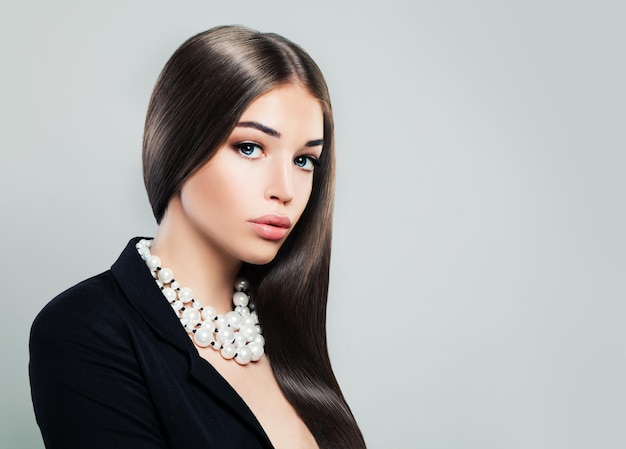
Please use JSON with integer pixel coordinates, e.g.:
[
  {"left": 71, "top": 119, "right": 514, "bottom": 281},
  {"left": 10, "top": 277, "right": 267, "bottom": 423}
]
[{"left": 239, "top": 85, "right": 324, "bottom": 137}]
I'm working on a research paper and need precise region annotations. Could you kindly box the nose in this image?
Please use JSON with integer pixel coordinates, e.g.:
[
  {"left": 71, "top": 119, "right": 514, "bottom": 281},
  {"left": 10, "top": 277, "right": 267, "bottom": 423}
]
[{"left": 266, "top": 156, "right": 294, "bottom": 204}]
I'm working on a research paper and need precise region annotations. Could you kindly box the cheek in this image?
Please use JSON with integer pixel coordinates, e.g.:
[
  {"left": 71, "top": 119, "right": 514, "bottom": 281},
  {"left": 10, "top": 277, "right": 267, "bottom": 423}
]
[
  {"left": 180, "top": 169, "right": 230, "bottom": 220},
  {"left": 182, "top": 153, "right": 244, "bottom": 210},
  {"left": 293, "top": 176, "right": 315, "bottom": 216}
]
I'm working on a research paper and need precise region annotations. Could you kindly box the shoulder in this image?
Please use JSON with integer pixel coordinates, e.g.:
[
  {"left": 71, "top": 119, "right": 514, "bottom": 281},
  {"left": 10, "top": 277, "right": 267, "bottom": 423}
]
[
  {"left": 29, "top": 270, "right": 171, "bottom": 449},
  {"left": 30, "top": 271, "right": 130, "bottom": 346},
  {"left": 29, "top": 270, "right": 147, "bottom": 392}
]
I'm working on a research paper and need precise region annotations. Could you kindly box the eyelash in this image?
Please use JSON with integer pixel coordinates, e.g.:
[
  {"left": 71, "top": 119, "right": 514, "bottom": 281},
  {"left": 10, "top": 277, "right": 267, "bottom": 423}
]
[
  {"left": 234, "top": 142, "right": 263, "bottom": 159},
  {"left": 233, "top": 142, "right": 320, "bottom": 171},
  {"left": 294, "top": 155, "right": 319, "bottom": 171}
]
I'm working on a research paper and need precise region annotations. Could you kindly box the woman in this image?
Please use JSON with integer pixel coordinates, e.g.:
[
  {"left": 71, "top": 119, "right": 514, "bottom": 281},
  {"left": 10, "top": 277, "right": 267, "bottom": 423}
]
[{"left": 29, "top": 26, "right": 366, "bottom": 449}]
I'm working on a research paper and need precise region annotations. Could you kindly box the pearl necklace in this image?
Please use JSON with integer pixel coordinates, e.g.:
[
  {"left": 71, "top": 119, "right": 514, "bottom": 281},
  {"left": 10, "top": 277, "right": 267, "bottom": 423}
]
[{"left": 135, "top": 239, "right": 264, "bottom": 365}]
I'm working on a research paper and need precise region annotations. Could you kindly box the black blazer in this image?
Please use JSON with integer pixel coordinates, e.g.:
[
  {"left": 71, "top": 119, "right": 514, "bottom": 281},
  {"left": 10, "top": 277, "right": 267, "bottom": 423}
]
[{"left": 29, "top": 237, "right": 275, "bottom": 449}]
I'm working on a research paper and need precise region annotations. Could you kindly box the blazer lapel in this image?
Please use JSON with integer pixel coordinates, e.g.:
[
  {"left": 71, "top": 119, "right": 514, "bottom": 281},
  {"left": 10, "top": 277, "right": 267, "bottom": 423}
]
[
  {"left": 188, "top": 354, "right": 274, "bottom": 448},
  {"left": 111, "top": 237, "right": 190, "bottom": 353}
]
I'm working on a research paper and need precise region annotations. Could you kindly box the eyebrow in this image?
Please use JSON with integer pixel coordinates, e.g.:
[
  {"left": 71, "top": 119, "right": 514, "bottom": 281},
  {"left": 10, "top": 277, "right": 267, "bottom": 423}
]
[
  {"left": 305, "top": 139, "right": 324, "bottom": 147},
  {"left": 237, "top": 121, "right": 324, "bottom": 147},
  {"left": 237, "top": 121, "right": 281, "bottom": 138}
]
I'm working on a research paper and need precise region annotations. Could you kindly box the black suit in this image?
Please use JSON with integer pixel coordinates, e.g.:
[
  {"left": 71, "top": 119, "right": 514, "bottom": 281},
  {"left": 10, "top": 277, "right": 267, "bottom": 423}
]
[{"left": 29, "top": 237, "right": 274, "bottom": 449}]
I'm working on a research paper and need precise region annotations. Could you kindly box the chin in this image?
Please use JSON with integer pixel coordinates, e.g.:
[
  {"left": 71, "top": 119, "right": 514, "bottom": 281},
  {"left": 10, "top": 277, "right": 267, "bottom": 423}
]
[
  {"left": 243, "top": 256, "right": 278, "bottom": 266},
  {"left": 239, "top": 246, "right": 281, "bottom": 266}
]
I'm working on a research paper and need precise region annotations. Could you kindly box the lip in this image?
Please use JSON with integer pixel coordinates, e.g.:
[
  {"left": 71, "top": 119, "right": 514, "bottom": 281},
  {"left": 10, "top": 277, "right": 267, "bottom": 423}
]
[{"left": 249, "top": 214, "right": 292, "bottom": 241}]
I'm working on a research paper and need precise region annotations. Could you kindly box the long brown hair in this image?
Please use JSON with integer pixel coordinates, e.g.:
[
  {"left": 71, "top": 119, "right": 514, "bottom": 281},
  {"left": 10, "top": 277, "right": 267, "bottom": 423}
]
[{"left": 143, "top": 26, "right": 365, "bottom": 448}]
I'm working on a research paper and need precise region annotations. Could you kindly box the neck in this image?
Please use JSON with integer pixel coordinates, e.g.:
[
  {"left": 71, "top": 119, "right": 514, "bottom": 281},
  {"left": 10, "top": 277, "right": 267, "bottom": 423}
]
[{"left": 150, "top": 196, "right": 241, "bottom": 314}]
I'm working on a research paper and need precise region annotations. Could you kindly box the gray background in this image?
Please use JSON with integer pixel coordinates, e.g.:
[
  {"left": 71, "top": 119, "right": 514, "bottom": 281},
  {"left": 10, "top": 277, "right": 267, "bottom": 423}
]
[{"left": 1, "top": 0, "right": 624, "bottom": 448}]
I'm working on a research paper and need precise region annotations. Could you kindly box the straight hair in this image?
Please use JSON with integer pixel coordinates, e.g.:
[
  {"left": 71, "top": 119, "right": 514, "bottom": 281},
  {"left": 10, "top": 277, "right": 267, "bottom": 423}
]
[{"left": 143, "top": 26, "right": 366, "bottom": 448}]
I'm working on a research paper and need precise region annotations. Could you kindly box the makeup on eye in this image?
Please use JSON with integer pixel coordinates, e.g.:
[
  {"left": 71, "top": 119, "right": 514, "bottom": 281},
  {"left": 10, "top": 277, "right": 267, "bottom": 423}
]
[
  {"left": 233, "top": 142, "right": 263, "bottom": 159},
  {"left": 294, "top": 155, "right": 319, "bottom": 171},
  {"left": 232, "top": 140, "right": 321, "bottom": 171}
]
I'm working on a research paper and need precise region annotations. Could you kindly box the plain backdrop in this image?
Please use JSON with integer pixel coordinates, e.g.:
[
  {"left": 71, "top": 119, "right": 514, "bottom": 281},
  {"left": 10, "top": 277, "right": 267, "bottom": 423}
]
[{"left": 1, "top": 1, "right": 624, "bottom": 448}]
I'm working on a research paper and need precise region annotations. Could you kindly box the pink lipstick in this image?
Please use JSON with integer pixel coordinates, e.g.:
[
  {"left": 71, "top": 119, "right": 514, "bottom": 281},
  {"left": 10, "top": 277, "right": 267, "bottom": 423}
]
[{"left": 249, "top": 214, "right": 291, "bottom": 241}]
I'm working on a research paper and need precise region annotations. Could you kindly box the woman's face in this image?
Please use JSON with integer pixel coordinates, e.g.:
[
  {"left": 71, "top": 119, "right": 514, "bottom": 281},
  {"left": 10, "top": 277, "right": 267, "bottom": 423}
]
[{"left": 178, "top": 84, "right": 324, "bottom": 265}]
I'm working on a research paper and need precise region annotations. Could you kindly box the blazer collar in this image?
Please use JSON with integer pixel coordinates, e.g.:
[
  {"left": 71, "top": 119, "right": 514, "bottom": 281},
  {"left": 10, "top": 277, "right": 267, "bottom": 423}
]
[{"left": 111, "top": 237, "right": 274, "bottom": 448}]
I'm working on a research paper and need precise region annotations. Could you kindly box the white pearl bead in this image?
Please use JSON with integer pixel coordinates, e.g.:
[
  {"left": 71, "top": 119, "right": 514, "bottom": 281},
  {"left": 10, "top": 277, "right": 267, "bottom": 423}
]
[
  {"left": 235, "top": 277, "right": 249, "bottom": 292},
  {"left": 248, "top": 342, "right": 264, "bottom": 361},
  {"left": 181, "top": 308, "right": 201, "bottom": 325},
  {"left": 234, "top": 306, "right": 251, "bottom": 317},
  {"left": 181, "top": 320, "right": 195, "bottom": 333},
  {"left": 232, "top": 292, "right": 249, "bottom": 307},
  {"left": 199, "top": 321, "right": 215, "bottom": 334},
  {"left": 172, "top": 300, "right": 184, "bottom": 311},
  {"left": 240, "top": 324, "right": 258, "bottom": 342},
  {"left": 161, "top": 287, "right": 177, "bottom": 303},
  {"left": 158, "top": 268, "right": 174, "bottom": 284},
  {"left": 156, "top": 280, "right": 164, "bottom": 288},
  {"left": 242, "top": 316, "right": 256, "bottom": 327},
  {"left": 253, "top": 334, "right": 265, "bottom": 346},
  {"left": 217, "top": 328, "right": 235, "bottom": 344},
  {"left": 221, "top": 344, "right": 236, "bottom": 359},
  {"left": 146, "top": 255, "right": 161, "bottom": 271},
  {"left": 235, "top": 346, "right": 253, "bottom": 365},
  {"left": 234, "top": 333, "right": 247, "bottom": 347},
  {"left": 137, "top": 246, "right": 150, "bottom": 260},
  {"left": 215, "top": 316, "right": 228, "bottom": 329},
  {"left": 202, "top": 306, "right": 217, "bottom": 320},
  {"left": 178, "top": 287, "right": 194, "bottom": 303},
  {"left": 226, "top": 311, "right": 243, "bottom": 329},
  {"left": 171, "top": 280, "right": 180, "bottom": 290},
  {"left": 194, "top": 327, "right": 213, "bottom": 347}
]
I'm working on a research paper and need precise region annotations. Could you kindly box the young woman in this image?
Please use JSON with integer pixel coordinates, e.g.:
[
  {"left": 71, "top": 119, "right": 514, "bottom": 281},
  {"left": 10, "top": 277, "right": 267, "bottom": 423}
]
[{"left": 29, "top": 26, "right": 366, "bottom": 449}]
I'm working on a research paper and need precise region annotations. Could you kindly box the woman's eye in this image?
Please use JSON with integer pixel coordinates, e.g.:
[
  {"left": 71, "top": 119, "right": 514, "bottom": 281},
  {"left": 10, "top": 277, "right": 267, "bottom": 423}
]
[
  {"left": 235, "top": 143, "right": 263, "bottom": 159},
  {"left": 294, "top": 155, "right": 318, "bottom": 171}
]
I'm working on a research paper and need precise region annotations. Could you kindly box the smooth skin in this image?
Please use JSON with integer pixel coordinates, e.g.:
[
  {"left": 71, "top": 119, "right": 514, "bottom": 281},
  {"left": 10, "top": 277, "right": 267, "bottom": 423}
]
[{"left": 150, "top": 84, "right": 323, "bottom": 449}]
